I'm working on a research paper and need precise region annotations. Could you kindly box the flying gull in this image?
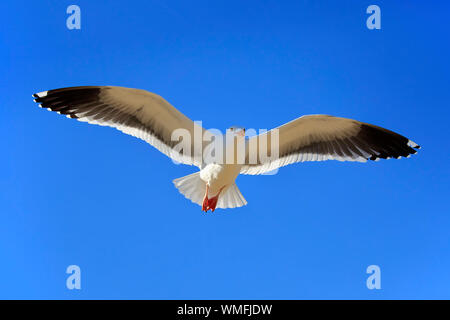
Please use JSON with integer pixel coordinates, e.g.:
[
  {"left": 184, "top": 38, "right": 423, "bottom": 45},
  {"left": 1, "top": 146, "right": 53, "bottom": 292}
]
[{"left": 32, "top": 86, "right": 420, "bottom": 212}]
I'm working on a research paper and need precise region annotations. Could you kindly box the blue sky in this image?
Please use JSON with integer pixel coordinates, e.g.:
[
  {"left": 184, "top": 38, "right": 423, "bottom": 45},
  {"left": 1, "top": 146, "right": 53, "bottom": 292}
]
[{"left": 1, "top": 0, "right": 449, "bottom": 299}]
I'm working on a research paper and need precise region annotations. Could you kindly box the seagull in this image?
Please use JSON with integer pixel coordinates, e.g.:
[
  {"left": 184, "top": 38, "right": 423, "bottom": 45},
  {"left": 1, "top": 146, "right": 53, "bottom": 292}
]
[{"left": 33, "top": 86, "right": 420, "bottom": 212}]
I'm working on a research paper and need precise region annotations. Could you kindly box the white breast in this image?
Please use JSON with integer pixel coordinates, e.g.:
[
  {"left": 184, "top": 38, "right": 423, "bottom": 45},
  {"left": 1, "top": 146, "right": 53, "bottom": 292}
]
[{"left": 199, "top": 163, "right": 242, "bottom": 196}]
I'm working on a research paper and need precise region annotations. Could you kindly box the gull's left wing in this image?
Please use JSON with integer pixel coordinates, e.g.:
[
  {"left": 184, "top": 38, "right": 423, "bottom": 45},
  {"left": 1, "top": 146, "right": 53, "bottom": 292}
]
[
  {"left": 33, "top": 86, "right": 209, "bottom": 167},
  {"left": 241, "top": 115, "right": 420, "bottom": 175}
]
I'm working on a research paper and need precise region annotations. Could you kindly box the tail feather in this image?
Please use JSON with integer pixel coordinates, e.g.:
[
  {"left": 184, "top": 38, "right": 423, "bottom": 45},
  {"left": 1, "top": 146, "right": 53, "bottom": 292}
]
[
  {"left": 217, "top": 184, "right": 247, "bottom": 209},
  {"left": 173, "top": 172, "right": 205, "bottom": 206},
  {"left": 173, "top": 172, "right": 247, "bottom": 210}
]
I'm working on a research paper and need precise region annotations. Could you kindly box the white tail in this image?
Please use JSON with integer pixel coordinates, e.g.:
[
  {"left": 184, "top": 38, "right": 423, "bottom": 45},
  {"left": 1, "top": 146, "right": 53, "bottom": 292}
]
[
  {"left": 173, "top": 172, "right": 205, "bottom": 206},
  {"left": 216, "top": 183, "right": 247, "bottom": 209},
  {"left": 173, "top": 172, "right": 247, "bottom": 209}
]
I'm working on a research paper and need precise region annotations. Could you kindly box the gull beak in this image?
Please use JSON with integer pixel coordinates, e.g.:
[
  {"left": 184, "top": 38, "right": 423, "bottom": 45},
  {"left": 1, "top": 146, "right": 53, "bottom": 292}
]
[{"left": 238, "top": 128, "right": 246, "bottom": 137}]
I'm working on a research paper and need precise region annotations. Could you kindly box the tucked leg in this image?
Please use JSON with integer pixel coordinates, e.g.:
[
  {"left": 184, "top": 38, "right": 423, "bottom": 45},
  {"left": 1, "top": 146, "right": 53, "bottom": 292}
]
[
  {"left": 202, "top": 185, "right": 209, "bottom": 212},
  {"left": 205, "top": 186, "right": 226, "bottom": 212}
]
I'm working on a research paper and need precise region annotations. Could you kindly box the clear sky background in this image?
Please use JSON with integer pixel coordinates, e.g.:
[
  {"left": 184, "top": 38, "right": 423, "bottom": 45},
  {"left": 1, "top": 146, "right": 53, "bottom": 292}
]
[{"left": 1, "top": 0, "right": 449, "bottom": 299}]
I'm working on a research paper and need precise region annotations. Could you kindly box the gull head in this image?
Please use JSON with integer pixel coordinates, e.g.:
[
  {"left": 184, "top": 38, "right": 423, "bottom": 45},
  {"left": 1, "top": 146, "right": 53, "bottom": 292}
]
[{"left": 228, "top": 126, "right": 246, "bottom": 137}]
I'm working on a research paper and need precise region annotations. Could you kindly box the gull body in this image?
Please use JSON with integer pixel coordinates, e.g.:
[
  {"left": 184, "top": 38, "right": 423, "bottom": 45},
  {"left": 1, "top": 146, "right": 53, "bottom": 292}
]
[
  {"left": 200, "top": 163, "right": 242, "bottom": 196},
  {"left": 199, "top": 163, "right": 243, "bottom": 211}
]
